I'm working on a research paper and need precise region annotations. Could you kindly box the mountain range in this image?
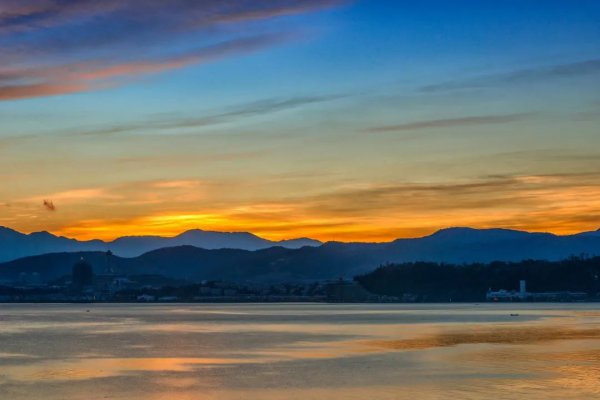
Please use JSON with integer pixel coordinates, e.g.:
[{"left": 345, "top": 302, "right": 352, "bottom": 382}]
[
  {"left": 1, "top": 227, "right": 599, "bottom": 283},
  {"left": 0, "top": 226, "right": 321, "bottom": 263}
]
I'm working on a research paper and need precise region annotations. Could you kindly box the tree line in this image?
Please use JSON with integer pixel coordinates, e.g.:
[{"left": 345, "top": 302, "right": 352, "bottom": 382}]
[{"left": 355, "top": 256, "right": 600, "bottom": 301}]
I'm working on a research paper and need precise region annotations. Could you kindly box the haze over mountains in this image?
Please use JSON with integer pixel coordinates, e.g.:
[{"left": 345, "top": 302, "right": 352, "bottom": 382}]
[{"left": 1, "top": 226, "right": 599, "bottom": 283}]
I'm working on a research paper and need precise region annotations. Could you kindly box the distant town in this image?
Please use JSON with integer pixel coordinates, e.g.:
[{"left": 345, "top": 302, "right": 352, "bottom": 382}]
[
  {"left": 0, "top": 254, "right": 396, "bottom": 303},
  {"left": 1, "top": 253, "right": 599, "bottom": 303}
]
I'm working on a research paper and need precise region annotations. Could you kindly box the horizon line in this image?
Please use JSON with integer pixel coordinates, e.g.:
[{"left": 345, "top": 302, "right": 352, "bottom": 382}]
[{"left": 2, "top": 224, "right": 598, "bottom": 244}]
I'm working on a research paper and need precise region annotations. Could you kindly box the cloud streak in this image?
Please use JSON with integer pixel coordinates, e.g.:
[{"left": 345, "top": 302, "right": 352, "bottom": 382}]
[
  {"left": 74, "top": 94, "right": 346, "bottom": 136},
  {"left": 0, "top": 1, "right": 343, "bottom": 35},
  {"left": 0, "top": 34, "right": 291, "bottom": 101},
  {"left": 420, "top": 59, "right": 600, "bottom": 92},
  {"left": 368, "top": 113, "right": 534, "bottom": 133}
]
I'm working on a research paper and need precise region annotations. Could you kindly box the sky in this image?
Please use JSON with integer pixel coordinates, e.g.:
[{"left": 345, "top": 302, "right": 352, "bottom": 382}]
[{"left": 1, "top": 0, "right": 599, "bottom": 241}]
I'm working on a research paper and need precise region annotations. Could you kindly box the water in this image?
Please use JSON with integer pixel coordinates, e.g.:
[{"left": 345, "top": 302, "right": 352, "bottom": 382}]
[{"left": 0, "top": 303, "right": 599, "bottom": 399}]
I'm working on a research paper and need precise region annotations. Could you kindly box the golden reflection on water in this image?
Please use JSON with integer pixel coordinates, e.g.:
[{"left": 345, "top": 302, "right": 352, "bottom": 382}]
[
  {"left": 553, "top": 363, "right": 600, "bottom": 396},
  {"left": 363, "top": 325, "right": 600, "bottom": 351},
  {"left": 139, "top": 387, "right": 458, "bottom": 400},
  {"left": 4, "top": 357, "right": 259, "bottom": 382}
]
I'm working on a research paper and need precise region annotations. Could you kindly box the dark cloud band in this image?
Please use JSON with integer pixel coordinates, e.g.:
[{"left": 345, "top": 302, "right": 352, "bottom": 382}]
[{"left": 0, "top": 0, "right": 345, "bottom": 101}]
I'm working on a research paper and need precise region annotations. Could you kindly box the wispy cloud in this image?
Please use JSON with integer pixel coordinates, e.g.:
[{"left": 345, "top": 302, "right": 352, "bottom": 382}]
[
  {"left": 0, "top": 1, "right": 346, "bottom": 101},
  {"left": 368, "top": 112, "right": 534, "bottom": 133},
  {"left": 0, "top": 82, "right": 92, "bottom": 101},
  {"left": 27, "top": 179, "right": 208, "bottom": 207},
  {"left": 303, "top": 173, "right": 599, "bottom": 212},
  {"left": 74, "top": 94, "right": 346, "bottom": 136},
  {"left": 0, "top": 35, "right": 290, "bottom": 101},
  {"left": 420, "top": 58, "right": 600, "bottom": 92},
  {"left": 115, "top": 151, "right": 265, "bottom": 166},
  {"left": 0, "top": 1, "right": 343, "bottom": 35}
]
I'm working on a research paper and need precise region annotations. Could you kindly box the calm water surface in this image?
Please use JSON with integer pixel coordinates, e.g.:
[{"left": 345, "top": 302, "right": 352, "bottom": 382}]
[{"left": 1, "top": 303, "right": 599, "bottom": 399}]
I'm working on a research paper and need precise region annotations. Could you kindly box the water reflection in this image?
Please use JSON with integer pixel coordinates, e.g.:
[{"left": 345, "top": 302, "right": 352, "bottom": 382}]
[
  {"left": 364, "top": 325, "right": 600, "bottom": 350},
  {"left": 4, "top": 357, "right": 258, "bottom": 382},
  {"left": 0, "top": 304, "right": 599, "bottom": 399}
]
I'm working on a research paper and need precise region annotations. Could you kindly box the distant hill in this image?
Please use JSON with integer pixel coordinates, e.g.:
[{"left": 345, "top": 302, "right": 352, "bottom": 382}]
[
  {"left": 1, "top": 227, "right": 599, "bottom": 283},
  {"left": 0, "top": 227, "right": 321, "bottom": 263},
  {"left": 381, "top": 227, "right": 600, "bottom": 264}
]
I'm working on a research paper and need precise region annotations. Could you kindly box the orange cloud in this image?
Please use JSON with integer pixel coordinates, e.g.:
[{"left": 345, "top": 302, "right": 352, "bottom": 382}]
[
  {"left": 5, "top": 173, "right": 600, "bottom": 242},
  {"left": 0, "top": 82, "right": 92, "bottom": 101}
]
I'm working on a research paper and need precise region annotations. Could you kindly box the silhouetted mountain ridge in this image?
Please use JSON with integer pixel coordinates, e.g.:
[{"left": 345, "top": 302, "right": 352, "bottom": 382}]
[
  {"left": 0, "top": 226, "right": 599, "bottom": 283},
  {"left": 0, "top": 226, "right": 322, "bottom": 263}
]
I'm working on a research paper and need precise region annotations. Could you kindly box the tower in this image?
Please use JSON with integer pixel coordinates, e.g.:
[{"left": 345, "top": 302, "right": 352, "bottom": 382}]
[
  {"left": 72, "top": 257, "right": 94, "bottom": 287},
  {"left": 105, "top": 250, "right": 115, "bottom": 275},
  {"left": 519, "top": 280, "right": 527, "bottom": 299}
]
